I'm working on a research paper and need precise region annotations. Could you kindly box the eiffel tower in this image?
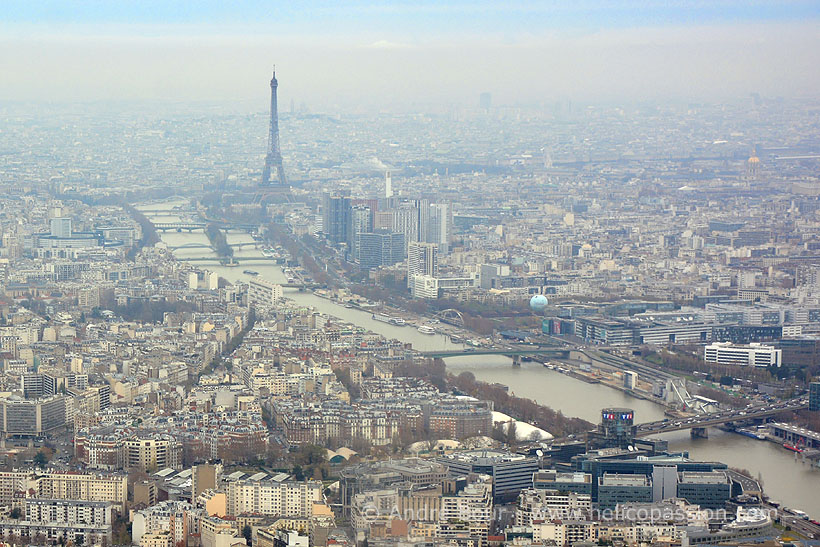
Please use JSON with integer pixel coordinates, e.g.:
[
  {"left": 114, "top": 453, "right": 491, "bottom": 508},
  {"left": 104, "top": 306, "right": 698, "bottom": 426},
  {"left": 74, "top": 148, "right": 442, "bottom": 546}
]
[{"left": 261, "top": 68, "right": 287, "bottom": 186}]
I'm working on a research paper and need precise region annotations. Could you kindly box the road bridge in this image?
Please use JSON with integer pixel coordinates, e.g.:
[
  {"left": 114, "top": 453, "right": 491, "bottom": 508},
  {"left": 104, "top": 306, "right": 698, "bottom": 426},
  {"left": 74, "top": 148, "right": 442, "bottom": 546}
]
[
  {"left": 422, "top": 348, "right": 570, "bottom": 359},
  {"left": 222, "top": 224, "right": 259, "bottom": 233},
  {"left": 282, "top": 283, "right": 320, "bottom": 289},
  {"left": 153, "top": 222, "right": 207, "bottom": 232},
  {"left": 182, "top": 256, "right": 271, "bottom": 263},
  {"left": 179, "top": 256, "right": 278, "bottom": 264},
  {"left": 635, "top": 397, "right": 808, "bottom": 436},
  {"left": 168, "top": 243, "right": 213, "bottom": 250},
  {"left": 167, "top": 241, "right": 260, "bottom": 251},
  {"left": 147, "top": 215, "right": 258, "bottom": 232},
  {"left": 138, "top": 208, "right": 193, "bottom": 215}
]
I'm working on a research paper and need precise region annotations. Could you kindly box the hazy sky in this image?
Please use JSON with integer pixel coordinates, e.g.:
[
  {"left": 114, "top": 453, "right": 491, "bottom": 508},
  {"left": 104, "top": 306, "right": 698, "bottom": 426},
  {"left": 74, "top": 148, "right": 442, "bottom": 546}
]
[{"left": 1, "top": 1, "right": 819, "bottom": 110}]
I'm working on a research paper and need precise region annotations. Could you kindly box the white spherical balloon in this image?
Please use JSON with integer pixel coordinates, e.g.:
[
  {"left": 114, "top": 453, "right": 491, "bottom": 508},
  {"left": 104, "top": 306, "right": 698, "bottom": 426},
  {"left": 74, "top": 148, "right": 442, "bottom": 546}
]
[{"left": 530, "top": 294, "right": 548, "bottom": 312}]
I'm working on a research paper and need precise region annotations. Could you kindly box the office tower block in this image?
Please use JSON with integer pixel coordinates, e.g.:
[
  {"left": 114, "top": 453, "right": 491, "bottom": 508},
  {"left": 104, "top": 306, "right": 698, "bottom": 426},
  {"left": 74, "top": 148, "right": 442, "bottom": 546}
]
[
  {"left": 348, "top": 205, "right": 372, "bottom": 260},
  {"left": 358, "top": 231, "right": 405, "bottom": 270},
  {"left": 392, "top": 204, "right": 420, "bottom": 252},
  {"left": 385, "top": 171, "right": 393, "bottom": 198},
  {"left": 374, "top": 210, "right": 394, "bottom": 231},
  {"left": 407, "top": 242, "right": 438, "bottom": 288},
  {"left": 428, "top": 203, "right": 452, "bottom": 254},
  {"left": 50, "top": 217, "right": 72, "bottom": 238},
  {"left": 322, "top": 194, "right": 351, "bottom": 245}
]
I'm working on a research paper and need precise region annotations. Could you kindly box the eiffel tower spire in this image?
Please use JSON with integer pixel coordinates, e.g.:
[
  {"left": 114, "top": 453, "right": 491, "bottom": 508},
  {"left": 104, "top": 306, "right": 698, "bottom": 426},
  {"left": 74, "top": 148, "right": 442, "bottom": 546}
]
[{"left": 262, "top": 67, "right": 287, "bottom": 186}]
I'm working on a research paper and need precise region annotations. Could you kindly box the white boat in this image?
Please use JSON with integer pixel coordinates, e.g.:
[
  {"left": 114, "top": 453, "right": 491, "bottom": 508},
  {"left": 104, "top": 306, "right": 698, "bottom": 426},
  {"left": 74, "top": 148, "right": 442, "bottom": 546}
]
[
  {"left": 372, "top": 314, "right": 392, "bottom": 323},
  {"left": 390, "top": 317, "right": 406, "bottom": 326},
  {"left": 417, "top": 325, "right": 436, "bottom": 335}
]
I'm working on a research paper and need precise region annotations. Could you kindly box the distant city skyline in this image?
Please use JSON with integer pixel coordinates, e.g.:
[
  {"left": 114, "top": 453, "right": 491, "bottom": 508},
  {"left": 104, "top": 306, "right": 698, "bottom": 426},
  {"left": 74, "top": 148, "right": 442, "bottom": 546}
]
[{"left": 1, "top": 1, "right": 819, "bottom": 109}]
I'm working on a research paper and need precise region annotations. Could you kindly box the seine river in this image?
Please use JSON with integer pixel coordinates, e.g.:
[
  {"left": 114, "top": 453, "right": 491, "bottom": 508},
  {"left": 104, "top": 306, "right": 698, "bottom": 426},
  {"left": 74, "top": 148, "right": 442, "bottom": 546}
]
[{"left": 138, "top": 202, "right": 820, "bottom": 517}]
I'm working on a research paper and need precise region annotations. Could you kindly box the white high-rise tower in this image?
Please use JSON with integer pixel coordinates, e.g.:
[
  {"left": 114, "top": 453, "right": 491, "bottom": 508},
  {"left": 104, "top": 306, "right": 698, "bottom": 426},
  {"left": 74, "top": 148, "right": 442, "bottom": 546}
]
[{"left": 385, "top": 171, "right": 393, "bottom": 198}]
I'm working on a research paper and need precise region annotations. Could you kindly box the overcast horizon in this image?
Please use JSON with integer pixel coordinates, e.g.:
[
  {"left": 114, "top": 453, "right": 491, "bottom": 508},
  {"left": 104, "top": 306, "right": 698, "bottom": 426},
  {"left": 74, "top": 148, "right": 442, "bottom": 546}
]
[{"left": 2, "top": 1, "right": 819, "bottom": 112}]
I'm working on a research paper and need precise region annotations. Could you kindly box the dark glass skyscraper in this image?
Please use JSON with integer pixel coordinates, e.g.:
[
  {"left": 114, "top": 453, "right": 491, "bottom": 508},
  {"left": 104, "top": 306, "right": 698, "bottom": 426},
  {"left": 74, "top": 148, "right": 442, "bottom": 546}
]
[
  {"left": 810, "top": 381, "right": 820, "bottom": 412},
  {"left": 322, "top": 194, "right": 351, "bottom": 245}
]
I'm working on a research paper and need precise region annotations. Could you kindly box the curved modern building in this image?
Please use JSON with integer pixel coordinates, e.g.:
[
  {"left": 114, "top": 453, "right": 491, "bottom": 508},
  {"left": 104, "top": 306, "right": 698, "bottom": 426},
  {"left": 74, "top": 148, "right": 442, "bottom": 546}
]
[{"left": 588, "top": 407, "right": 636, "bottom": 450}]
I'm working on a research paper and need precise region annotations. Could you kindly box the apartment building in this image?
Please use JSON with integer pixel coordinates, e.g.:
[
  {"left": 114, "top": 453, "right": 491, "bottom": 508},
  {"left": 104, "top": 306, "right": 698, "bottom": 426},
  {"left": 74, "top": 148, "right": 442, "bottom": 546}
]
[
  {"left": 247, "top": 278, "right": 283, "bottom": 310},
  {"left": 225, "top": 480, "right": 322, "bottom": 518},
  {"left": 121, "top": 436, "right": 183, "bottom": 471},
  {"left": 35, "top": 471, "right": 128, "bottom": 511},
  {"left": 139, "top": 531, "right": 174, "bottom": 547},
  {"left": 437, "top": 478, "right": 492, "bottom": 545},
  {"left": 25, "top": 498, "right": 113, "bottom": 527},
  {"left": 75, "top": 429, "right": 183, "bottom": 472},
  {"left": 0, "top": 498, "right": 113, "bottom": 545},
  {"left": 200, "top": 515, "right": 245, "bottom": 547},
  {"left": 132, "top": 501, "right": 204, "bottom": 546},
  {"left": 516, "top": 489, "right": 592, "bottom": 526}
]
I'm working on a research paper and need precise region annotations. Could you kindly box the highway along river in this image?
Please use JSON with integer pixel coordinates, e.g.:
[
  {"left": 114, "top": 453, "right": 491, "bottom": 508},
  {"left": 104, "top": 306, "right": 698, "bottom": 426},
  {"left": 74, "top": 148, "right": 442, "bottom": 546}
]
[{"left": 138, "top": 201, "right": 820, "bottom": 518}]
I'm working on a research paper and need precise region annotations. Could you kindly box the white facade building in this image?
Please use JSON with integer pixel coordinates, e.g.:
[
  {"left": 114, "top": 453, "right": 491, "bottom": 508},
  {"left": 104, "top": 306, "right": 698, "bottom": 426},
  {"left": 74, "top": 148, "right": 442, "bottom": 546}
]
[
  {"left": 407, "top": 242, "right": 438, "bottom": 289},
  {"left": 247, "top": 278, "right": 283, "bottom": 310},
  {"left": 410, "top": 274, "right": 477, "bottom": 299},
  {"left": 437, "top": 478, "right": 492, "bottom": 544},
  {"left": 516, "top": 489, "right": 592, "bottom": 526},
  {"left": 704, "top": 342, "right": 781, "bottom": 367}
]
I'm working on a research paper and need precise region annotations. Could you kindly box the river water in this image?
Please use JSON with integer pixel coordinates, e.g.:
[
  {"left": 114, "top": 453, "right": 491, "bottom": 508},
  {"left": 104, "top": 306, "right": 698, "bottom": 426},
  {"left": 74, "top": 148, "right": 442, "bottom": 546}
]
[
  {"left": 444, "top": 359, "right": 820, "bottom": 516},
  {"left": 137, "top": 201, "right": 820, "bottom": 517}
]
